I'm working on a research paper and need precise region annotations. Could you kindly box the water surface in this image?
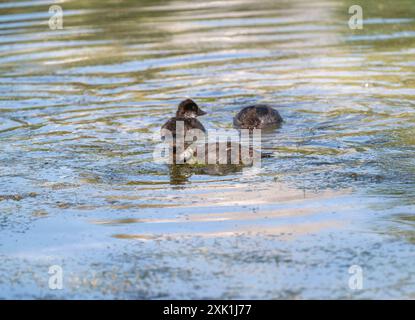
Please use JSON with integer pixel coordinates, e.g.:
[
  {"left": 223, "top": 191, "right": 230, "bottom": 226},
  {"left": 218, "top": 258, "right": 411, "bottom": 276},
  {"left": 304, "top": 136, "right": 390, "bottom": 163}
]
[{"left": 1, "top": 0, "right": 415, "bottom": 299}]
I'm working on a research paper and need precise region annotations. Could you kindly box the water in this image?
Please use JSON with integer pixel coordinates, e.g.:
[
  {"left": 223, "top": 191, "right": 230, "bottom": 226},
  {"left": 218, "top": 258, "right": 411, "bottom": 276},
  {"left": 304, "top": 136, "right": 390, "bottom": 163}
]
[{"left": 0, "top": 0, "right": 415, "bottom": 299}]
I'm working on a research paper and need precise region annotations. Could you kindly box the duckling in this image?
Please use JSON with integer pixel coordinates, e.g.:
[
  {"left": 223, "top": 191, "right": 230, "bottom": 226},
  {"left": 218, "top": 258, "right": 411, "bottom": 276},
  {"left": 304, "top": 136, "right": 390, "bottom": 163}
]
[
  {"left": 233, "top": 105, "right": 282, "bottom": 129},
  {"left": 161, "top": 99, "right": 206, "bottom": 138},
  {"left": 160, "top": 99, "right": 207, "bottom": 164}
]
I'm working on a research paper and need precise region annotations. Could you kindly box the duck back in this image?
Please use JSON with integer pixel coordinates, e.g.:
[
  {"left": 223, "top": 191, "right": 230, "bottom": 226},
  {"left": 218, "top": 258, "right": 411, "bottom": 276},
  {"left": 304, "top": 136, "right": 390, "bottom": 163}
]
[{"left": 234, "top": 105, "right": 282, "bottom": 129}]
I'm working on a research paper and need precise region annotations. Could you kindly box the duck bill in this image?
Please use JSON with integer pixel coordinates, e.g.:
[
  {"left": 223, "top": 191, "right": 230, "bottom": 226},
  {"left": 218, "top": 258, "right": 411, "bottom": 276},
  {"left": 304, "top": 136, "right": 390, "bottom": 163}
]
[{"left": 197, "top": 109, "right": 207, "bottom": 116}]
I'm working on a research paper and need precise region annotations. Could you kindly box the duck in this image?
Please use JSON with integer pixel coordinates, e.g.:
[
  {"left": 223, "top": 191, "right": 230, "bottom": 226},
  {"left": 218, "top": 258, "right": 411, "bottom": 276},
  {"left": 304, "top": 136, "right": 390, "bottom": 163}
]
[
  {"left": 161, "top": 99, "right": 206, "bottom": 139},
  {"left": 160, "top": 99, "right": 207, "bottom": 164},
  {"left": 233, "top": 105, "right": 282, "bottom": 129}
]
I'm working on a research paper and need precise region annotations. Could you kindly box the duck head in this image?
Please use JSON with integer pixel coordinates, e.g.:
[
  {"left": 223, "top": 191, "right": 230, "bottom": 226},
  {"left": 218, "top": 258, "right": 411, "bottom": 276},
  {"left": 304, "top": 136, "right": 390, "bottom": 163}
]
[
  {"left": 176, "top": 99, "right": 207, "bottom": 118},
  {"left": 239, "top": 107, "right": 261, "bottom": 129}
]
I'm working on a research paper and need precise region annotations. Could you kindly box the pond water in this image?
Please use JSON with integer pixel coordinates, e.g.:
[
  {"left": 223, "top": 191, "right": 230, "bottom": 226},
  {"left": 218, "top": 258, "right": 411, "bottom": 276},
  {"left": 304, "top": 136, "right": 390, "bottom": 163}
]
[{"left": 0, "top": 0, "right": 415, "bottom": 299}]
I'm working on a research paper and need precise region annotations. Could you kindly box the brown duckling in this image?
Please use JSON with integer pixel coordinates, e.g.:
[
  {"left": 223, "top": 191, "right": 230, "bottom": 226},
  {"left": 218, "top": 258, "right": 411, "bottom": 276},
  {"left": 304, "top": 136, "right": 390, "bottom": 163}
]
[
  {"left": 233, "top": 105, "right": 282, "bottom": 129},
  {"left": 161, "top": 99, "right": 206, "bottom": 138}
]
